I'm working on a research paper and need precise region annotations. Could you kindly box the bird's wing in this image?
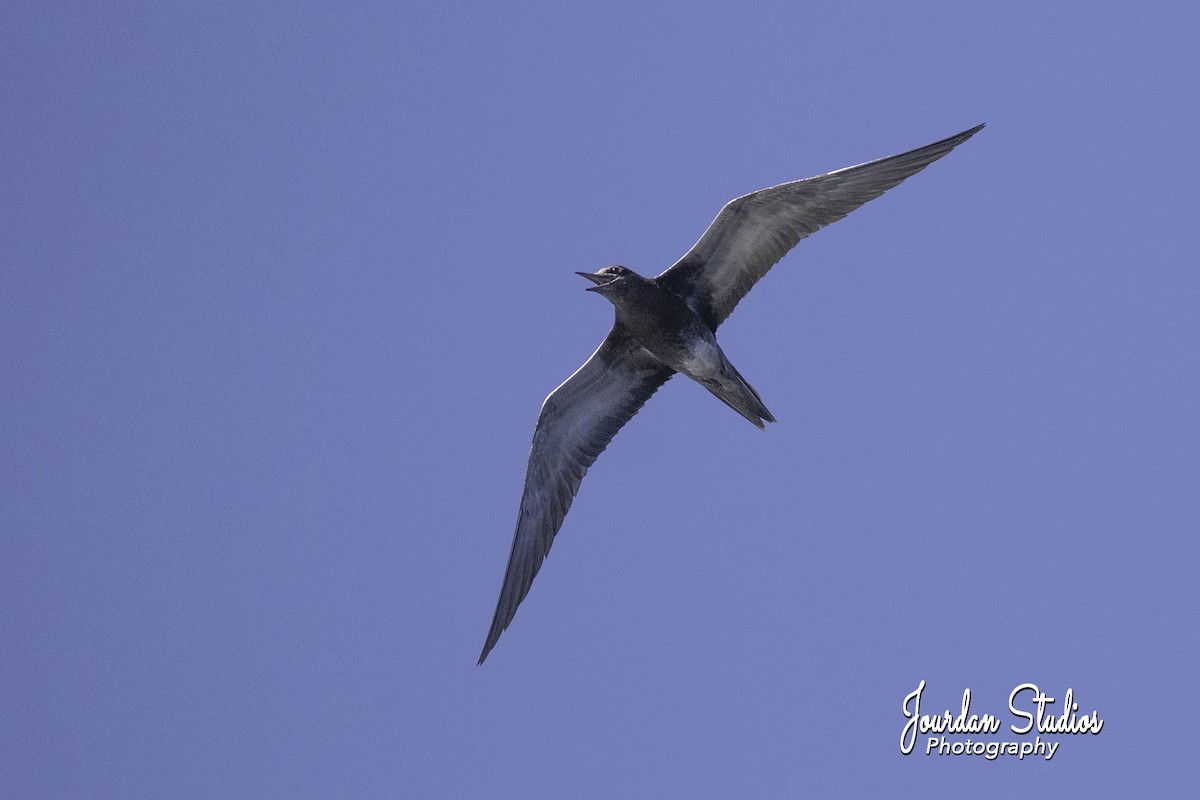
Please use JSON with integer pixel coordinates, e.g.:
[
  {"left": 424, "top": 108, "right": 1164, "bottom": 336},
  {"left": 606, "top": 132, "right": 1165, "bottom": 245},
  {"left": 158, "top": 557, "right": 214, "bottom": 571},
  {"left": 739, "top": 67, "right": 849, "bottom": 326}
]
[
  {"left": 479, "top": 326, "right": 674, "bottom": 663},
  {"left": 656, "top": 124, "right": 984, "bottom": 329}
]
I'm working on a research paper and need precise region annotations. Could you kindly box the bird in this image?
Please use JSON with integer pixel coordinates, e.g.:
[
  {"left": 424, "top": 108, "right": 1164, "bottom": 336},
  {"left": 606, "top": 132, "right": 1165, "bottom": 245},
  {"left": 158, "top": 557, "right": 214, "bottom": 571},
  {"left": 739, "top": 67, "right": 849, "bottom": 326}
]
[{"left": 479, "top": 123, "right": 984, "bottom": 663}]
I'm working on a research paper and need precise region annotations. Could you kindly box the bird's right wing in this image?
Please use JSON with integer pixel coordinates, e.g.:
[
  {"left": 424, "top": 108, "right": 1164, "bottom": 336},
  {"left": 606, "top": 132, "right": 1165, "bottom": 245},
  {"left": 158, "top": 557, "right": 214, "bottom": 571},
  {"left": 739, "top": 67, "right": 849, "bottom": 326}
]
[{"left": 479, "top": 326, "right": 674, "bottom": 663}]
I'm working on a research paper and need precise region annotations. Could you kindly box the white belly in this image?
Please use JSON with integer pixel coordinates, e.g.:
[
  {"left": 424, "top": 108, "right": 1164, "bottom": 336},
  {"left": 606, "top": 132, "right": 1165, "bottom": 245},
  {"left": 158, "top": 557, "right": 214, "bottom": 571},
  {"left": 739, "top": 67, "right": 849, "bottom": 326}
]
[{"left": 678, "top": 336, "right": 725, "bottom": 381}]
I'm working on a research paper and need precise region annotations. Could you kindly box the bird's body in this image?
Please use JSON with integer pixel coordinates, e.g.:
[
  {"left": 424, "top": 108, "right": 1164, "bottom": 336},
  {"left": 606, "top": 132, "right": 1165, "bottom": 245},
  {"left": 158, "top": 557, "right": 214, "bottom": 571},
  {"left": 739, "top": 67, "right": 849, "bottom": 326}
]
[
  {"left": 581, "top": 266, "right": 775, "bottom": 428},
  {"left": 479, "top": 124, "right": 984, "bottom": 663}
]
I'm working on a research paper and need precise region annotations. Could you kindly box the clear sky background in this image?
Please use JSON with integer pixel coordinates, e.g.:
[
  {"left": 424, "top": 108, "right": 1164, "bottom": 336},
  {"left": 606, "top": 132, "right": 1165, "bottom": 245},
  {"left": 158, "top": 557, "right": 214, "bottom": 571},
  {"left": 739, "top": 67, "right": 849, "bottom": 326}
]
[{"left": 3, "top": 2, "right": 1197, "bottom": 797}]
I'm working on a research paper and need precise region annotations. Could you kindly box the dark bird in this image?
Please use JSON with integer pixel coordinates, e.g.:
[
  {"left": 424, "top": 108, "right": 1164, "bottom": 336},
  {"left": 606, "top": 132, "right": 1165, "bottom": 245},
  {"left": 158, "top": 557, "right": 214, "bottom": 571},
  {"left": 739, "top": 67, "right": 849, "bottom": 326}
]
[{"left": 479, "top": 124, "right": 984, "bottom": 663}]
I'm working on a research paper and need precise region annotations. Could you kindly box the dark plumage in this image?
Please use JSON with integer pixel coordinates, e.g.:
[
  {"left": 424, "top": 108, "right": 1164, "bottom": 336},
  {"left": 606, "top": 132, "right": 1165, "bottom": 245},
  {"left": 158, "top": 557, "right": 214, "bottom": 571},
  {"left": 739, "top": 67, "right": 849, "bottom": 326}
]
[{"left": 480, "top": 124, "right": 984, "bottom": 663}]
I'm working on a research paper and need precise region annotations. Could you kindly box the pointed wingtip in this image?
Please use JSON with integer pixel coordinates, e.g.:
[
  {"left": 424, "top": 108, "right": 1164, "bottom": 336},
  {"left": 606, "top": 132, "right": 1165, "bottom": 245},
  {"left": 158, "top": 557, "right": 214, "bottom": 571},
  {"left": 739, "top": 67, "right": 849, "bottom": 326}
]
[
  {"left": 926, "top": 123, "right": 985, "bottom": 153},
  {"left": 958, "top": 122, "right": 986, "bottom": 140},
  {"left": 478, "top": 625, "right": 501, "bottom": 665}
]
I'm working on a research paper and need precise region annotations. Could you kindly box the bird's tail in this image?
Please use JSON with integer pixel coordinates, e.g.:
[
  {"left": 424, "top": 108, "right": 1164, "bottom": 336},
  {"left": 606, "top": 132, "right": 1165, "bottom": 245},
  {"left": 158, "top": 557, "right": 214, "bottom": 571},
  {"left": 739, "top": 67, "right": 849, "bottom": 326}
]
[{"left": 706, "top": 362, "right": 776, "bottom": 430}]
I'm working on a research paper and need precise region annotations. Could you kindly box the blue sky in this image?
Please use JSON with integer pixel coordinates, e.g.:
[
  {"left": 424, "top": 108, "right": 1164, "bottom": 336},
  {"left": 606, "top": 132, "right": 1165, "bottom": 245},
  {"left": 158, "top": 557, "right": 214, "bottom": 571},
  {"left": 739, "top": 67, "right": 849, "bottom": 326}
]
[{"left": 2, "top": 1, "right": 1197, "bottom": 797}]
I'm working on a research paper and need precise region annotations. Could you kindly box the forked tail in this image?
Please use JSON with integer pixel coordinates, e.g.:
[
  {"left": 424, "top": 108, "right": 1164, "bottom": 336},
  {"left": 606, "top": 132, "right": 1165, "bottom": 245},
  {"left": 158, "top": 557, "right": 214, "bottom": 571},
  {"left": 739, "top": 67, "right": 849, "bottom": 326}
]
[{"left": 705, "top": 362, "right": 775, "bottom": 430}]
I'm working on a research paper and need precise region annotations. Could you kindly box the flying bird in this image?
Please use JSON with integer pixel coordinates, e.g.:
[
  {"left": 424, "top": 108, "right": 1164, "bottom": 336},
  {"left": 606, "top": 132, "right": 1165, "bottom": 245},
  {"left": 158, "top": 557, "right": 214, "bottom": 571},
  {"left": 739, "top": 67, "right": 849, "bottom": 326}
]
[{"left": 479, "top": 124, "right": 984, "bottom": 663}]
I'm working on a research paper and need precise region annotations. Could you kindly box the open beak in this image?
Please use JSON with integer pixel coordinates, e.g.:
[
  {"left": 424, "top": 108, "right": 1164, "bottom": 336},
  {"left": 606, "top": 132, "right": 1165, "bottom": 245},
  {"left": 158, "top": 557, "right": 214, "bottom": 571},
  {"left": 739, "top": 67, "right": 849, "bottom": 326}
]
[{"left": 576, "top": 271, "right": 613, "bottom": 292}]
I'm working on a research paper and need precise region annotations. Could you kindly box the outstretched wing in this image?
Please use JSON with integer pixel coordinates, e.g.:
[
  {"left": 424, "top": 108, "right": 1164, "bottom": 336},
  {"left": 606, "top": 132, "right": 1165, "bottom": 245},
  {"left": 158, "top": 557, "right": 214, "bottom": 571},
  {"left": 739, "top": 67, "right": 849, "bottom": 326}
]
[
  {"left": 479, "top": 326, "right": 674, "bottom": 663},
  {"left": 657, "top": 124, "right": 984, "bottom": 329}
]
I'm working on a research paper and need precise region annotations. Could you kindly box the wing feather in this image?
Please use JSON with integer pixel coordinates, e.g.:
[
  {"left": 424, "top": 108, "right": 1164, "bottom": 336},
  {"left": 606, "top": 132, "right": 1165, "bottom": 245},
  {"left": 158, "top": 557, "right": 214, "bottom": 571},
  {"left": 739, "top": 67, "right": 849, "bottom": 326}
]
[
  {"left": 479, "top": 326, "right": 673, "bottom": 663},
  {"left": 657, "top": 124, "right": 984, "bottom": 328}
]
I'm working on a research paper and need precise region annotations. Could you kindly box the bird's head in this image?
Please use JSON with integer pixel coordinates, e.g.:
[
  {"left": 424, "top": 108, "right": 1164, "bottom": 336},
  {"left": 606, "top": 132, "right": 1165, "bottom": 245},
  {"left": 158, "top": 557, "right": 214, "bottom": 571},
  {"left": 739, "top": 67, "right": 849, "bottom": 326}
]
[{"left": 576, "top": 265, "right": 640, "bottom": 298}]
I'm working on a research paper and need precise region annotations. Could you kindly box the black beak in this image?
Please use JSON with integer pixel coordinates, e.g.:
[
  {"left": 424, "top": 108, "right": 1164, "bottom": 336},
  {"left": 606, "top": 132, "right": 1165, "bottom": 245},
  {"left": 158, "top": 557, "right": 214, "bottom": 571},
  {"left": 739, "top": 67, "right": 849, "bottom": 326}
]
[{"left": 576, "top": 271, "right": 612, "bottom": 292}]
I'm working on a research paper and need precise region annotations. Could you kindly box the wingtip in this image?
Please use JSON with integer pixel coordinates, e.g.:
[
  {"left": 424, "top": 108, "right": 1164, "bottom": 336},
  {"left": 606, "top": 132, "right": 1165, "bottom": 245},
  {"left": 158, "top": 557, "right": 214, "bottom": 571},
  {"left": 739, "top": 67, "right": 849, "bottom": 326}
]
[
  {"left": 960, "top": 122, "right": 986, "bottom": 139},
  {"left": 478, "top": 626, "right": 501, "bottom": 665}
]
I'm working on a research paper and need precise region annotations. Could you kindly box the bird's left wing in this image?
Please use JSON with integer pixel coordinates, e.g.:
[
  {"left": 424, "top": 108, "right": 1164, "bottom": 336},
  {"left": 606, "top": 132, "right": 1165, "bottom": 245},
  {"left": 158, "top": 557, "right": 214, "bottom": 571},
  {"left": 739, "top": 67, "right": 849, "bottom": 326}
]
[
  {"left": 657, "top": 124, "right": 984, "bottom": 329},
  {"left": 479, "top": 325, "right": 674, "bottom": 663}
]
